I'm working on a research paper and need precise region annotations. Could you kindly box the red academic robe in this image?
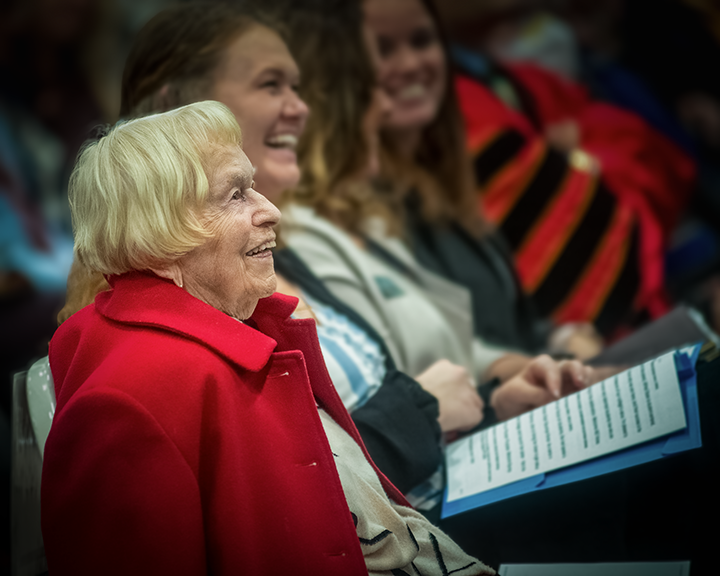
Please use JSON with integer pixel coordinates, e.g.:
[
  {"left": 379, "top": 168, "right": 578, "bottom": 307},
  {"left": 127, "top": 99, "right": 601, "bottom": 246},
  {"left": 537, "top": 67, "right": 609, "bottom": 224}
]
[{"left": 456, "top": 65, "right": 696, "bottom": 337}]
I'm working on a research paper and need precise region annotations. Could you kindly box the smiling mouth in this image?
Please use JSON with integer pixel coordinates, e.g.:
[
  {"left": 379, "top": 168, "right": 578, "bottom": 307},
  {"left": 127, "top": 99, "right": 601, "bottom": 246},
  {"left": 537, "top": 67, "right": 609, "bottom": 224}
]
[
  {"left": 246, "top": 239, "right": 277, "bottom": 257},
  {"left": 265, "top": 134, "right": 298, "bottom": 150},
  {"left": 396, "top": 84, "right": 427, "bottom": 101}
]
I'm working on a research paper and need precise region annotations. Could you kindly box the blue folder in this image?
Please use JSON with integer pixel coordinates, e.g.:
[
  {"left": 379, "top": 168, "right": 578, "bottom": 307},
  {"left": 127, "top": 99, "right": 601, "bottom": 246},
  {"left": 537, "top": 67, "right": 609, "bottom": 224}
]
[{"left": 441, "top": 345, "right": 703, "bottom": 519}]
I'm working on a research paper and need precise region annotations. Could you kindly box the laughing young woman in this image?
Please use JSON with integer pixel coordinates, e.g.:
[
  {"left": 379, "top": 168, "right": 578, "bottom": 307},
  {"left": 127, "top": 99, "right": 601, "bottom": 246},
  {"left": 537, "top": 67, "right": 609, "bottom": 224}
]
[{"left": 278, "top": 0, "right": 595, "bottom": 434}]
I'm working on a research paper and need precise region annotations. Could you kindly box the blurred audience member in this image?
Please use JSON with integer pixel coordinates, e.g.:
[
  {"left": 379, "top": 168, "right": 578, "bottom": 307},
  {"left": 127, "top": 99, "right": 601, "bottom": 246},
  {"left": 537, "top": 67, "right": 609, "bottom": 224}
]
[
  {"left": 0, "top": 0, "right": 111, "bottom": 414},
  {"left": 414, "top": 0, "right": 698, "bottom": 340},
  {"left": 0, "top": 0, "right": 176, "bottom": 402},
  {"left": 475, "top": 0, "right": 720, "bottom": 319}
]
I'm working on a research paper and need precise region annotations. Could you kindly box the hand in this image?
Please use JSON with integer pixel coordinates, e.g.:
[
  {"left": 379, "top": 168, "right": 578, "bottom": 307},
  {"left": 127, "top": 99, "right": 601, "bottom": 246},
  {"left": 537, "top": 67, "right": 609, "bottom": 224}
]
[
  {"left": 545, "top": 119, "right": 580, "bottom": 152},
  {"left": 490, "top": 354, "right": 592, "bottom": 421},
  {"left": 415, "top": 359, "right": 484, "bottom": 433},
  {"left": 485, "top": 352, "right": 533, "bottom": 382},
  {"left": 589, "top": 364, "right": 628, "bottom": 383},
  {"left": 548, "top": 322, "right": 604, "bottom": 360}
]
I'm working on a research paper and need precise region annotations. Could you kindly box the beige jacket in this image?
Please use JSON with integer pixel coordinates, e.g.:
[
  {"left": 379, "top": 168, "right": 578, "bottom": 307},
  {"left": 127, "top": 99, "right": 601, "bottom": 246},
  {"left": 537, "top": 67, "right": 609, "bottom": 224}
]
[{"left": 282, "top": 204, "right": 509, "bottom": 382}]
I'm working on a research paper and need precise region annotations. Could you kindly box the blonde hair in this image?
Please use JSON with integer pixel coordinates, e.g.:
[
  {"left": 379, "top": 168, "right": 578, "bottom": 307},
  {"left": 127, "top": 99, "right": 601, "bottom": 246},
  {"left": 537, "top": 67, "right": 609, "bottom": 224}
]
[{"left": 69, "top": 100, "right": 242, "bottom": 274}]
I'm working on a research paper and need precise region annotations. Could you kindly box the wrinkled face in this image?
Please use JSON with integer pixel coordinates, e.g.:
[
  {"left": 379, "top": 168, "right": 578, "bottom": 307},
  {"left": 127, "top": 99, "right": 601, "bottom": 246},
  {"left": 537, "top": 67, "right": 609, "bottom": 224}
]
[
  {"left": 211, "top": 25, "right": 309, "bottom": 203},
  {"left": 176, "top": 145, "right": 281, "bottom": 320},
  {"left": 364, "top": 0, "right": 446, "bottom": 133}
]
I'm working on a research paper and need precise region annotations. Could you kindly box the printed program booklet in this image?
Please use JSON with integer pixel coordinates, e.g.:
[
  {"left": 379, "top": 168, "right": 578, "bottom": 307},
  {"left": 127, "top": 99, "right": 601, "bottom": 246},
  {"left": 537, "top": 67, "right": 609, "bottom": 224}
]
[{"left": 442, "top": 346, "right": 703, "bottom": 518}]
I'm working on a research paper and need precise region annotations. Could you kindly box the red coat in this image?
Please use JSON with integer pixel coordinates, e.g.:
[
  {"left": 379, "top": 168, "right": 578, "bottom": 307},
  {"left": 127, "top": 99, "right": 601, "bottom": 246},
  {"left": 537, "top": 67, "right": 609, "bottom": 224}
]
[{"left": 42, "top": 271, "right": 409, "bottom": 575}]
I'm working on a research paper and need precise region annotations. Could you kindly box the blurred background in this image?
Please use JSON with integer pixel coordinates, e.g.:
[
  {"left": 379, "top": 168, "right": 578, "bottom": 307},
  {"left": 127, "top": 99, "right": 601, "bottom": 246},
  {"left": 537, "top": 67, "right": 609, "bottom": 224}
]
[{"left": 3, "top": 0, "right": 720, "bottom": 571}]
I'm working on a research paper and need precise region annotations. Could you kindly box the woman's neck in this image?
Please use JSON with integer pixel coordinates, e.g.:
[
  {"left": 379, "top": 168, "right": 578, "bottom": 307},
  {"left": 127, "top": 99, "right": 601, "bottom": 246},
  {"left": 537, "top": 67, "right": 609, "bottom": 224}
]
[{"left": 386, "top": 127, "right": 422, "bottom": 160}]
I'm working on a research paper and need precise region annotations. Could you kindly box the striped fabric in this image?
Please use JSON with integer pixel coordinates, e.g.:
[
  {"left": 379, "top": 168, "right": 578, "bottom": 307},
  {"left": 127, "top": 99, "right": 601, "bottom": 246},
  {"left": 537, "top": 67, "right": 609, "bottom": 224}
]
[
  {"left": 303, "top": 291, "right": 387, "bottom": 412},
  {"left": 455, "top": 68, "right": 696, "bottom": 338},
  {"left": 472, "top": 126, "right": 644, "bottom": 335},
  {"left": 455, "top": 62, "right": 695, "bottom": 339}
]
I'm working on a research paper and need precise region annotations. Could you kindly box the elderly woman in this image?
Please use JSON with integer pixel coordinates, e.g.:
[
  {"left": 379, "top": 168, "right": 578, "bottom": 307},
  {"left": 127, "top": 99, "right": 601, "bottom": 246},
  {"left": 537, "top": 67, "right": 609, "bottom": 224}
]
[
  {"left": 42, "top": 101, "right": 493, "bottom": 575},
  {"left": 57, "top": 2, "right": 592, "bottom": 499}
]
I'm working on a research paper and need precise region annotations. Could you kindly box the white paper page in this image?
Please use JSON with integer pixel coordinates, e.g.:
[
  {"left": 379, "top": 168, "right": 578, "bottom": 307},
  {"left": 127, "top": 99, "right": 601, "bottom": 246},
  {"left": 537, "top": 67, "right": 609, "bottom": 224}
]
[
  {"left": 446, "top": 351, "right": 686, "bottom": 502},
  {"left": 498, "top": 561, "right": 690, "bottom": 576}
]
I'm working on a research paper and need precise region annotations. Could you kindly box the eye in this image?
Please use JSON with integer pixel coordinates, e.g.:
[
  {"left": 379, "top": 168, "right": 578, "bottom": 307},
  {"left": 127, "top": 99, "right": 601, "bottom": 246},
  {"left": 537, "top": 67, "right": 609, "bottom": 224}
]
[
  {"left": 260, "top": 79, "right": 281, "bottom": 93},
  {"left": 232, "top": 190, "right": 246, "bottom": 201},
  {"left": 377, "top": 36, "right": 394, "bottom": 58},
  {"left": 409, "top": 27, "right": 436, "bottom": 50}
]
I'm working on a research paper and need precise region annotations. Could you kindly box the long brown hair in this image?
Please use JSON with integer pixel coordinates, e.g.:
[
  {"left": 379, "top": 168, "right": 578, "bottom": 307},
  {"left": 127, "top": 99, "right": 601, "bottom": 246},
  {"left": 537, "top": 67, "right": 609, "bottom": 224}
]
[
  {"left": 377, "top": 0, "right": 484, "bottom": 235},
  {"left": 120, "top": 3, "right": 262, "bottom": 117},
  {"left": 273, "top": 0, "right": 393, "bottom": 233}
]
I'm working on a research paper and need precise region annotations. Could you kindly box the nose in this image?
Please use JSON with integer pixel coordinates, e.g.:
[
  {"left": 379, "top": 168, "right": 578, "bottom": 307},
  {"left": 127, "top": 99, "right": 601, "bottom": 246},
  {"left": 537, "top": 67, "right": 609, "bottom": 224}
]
[
  {"left": 251, "top": 191, "right": 282, "bottom": 228},
  {"left": 393, "top": 43, "right": 422, "bottom": 76},
  {"left": 283, "top": 90, "right": 310, "bottom": 121}
]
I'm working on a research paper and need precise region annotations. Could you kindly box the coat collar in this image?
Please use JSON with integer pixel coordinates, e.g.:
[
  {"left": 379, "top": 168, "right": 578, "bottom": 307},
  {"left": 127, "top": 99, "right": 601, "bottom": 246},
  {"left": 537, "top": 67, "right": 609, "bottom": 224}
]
[{"left": 96, "top": 271, "right": 298, "bottom": 372}]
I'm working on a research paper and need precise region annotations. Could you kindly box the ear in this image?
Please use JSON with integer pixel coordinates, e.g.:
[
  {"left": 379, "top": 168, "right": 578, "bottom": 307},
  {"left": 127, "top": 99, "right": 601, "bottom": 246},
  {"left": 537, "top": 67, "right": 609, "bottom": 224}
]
[{"left": 150, "top": 262, "right": 184, "bottom": 289}]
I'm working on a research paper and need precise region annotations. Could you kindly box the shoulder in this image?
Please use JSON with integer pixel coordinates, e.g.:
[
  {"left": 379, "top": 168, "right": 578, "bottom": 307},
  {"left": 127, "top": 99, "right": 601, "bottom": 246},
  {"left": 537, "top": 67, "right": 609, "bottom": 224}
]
[
  {"left": 281, "top": 203, "right": 367, "bottom": 281},
  {"left": 282, "top": 203, "right": 352, "bottom": 247},
  {"left": 106, "top": 325, "right": 241, "bottom": 389},
  {"left": 56, "top": 317, "right": 246, "bottom": 417}
]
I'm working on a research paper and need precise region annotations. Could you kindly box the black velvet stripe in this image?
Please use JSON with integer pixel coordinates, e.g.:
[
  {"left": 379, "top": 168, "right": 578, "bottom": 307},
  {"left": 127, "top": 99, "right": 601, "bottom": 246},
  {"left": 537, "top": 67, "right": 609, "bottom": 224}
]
[
  {"left": 594, "top": 223, "right": 642, "bottom": 336},
  {"left": 359, "top": 529, "right": 392, "bottom": 546},
  {"left": 407, "top": 525, "right": 419, "bottom": 552},
  {"left": 429, "top": 532, "right": 449, "bottom": 575},
  {"left": 472, "top": 129, "right": 526, "bottom": 184},
  {"left": 500, "top": 147, "right": 569, "bottom": 249},
  {"left": 448, "top": 562, "right": 480, "bottom": 575},
  {"left": 530, "top": 180, "right": 616, "bottom": 317}
]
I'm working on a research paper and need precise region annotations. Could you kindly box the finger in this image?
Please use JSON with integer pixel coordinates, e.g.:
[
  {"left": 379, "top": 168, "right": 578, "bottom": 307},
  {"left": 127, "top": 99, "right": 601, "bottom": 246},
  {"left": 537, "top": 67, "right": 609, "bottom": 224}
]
[
  {"left": 467, "top": 387, "right": 484, "bottom": 411},
  {"left": 528, "top": 355, "right": 562, "bottom": 398},
  {"left": 560, "top": 360, "right": 590, "bottom": 391},
  {"left": 457, "top": 402, "right": 484, "bottom": 431},
  {"left": 465, "top": 407, "right": 485, "bottom": 431},
  {"left": 590, "top": 364, "right": 627, "bottom": 384},
  {"left": 499, "top": 378, "right": 556, "bottom": 410},
  {"left": 515, "top": 380, "right": 557, "bottom": 408}
]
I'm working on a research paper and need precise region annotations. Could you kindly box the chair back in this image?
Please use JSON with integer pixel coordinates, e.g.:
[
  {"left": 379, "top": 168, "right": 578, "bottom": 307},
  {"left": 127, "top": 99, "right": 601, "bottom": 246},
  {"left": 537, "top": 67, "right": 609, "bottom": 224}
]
[
  {"left": 25, "top": 357, "right": 55, "bottom": 458},
  {"left": 11, "top": 357, "right": 53, "bottom": 576}
]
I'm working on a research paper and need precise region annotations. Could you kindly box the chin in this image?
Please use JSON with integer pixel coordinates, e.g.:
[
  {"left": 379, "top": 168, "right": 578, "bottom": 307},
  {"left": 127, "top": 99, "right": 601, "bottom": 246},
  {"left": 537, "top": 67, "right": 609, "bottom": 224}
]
[
  {"left": 386, "top": 105, "right": 438, "bottom": 132},
  {"left": 261, "top": 275, "right": 278, "bottom": 298}
]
